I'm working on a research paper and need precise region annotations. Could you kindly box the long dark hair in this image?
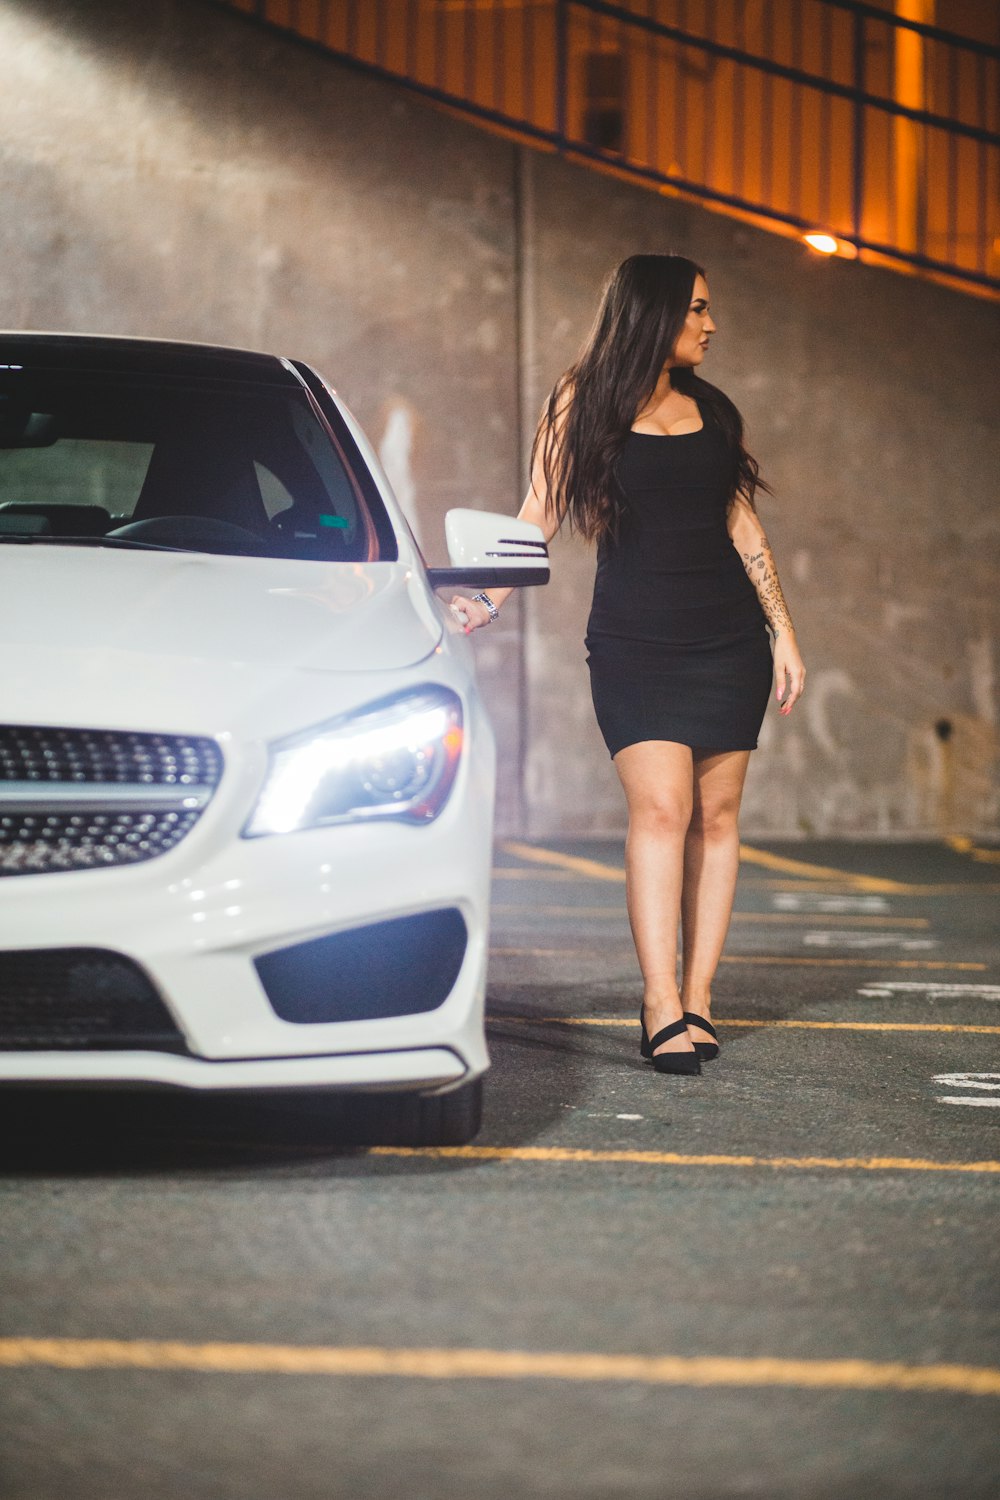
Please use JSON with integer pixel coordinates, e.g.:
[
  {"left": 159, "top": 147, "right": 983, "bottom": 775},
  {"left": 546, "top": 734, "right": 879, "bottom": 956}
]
[{"left": 531, "top": 253, "right": 774, "bottom": 541}]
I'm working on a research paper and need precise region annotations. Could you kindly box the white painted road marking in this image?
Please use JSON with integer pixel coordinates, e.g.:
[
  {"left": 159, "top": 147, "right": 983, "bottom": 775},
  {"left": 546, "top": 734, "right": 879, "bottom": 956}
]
[
  {"left": 934, "top": 1073, "right": 1000, "bottom": 1108},
  {"left": 774, "top": 893, "right": 891, "bottom": 913},
  {"left": 858, "top": 982, "right": 1000, "bottom": 1001},
  {"left": 804, "top": 931, "right": 938, "bottom": 950}
]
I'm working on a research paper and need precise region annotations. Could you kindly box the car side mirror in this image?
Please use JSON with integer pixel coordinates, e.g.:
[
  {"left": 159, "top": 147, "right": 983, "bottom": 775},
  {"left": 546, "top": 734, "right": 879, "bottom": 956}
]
[{"left": 425, "top": 508, "right": 549, "bottom": 591}]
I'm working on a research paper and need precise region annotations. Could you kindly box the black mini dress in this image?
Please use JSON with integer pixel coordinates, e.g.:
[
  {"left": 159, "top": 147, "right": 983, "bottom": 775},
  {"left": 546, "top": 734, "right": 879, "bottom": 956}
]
[{"left": 585, "top": 398, "right": 773, "bottom": 757}]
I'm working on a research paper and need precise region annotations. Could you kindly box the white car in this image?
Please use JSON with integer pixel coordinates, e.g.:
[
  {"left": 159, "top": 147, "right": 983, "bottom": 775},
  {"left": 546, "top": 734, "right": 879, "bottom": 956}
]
[{"left": 0, "top": 333, "right": 548, "bottom": 1144}]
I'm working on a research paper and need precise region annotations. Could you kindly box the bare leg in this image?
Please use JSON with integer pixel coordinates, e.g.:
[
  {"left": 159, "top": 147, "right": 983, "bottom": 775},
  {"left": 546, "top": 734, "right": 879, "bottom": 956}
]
[
  {"left": 613, "top": 740, "right": 696, "bottom": 1056},
  {"left": 680, "top": 748, "right": 752, "bottom": 1043}
]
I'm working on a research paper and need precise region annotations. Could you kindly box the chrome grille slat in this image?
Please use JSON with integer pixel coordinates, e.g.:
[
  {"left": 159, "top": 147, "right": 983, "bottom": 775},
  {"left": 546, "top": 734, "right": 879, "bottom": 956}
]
[
  {"left": 0, "top": 782, "right": 214, "bottom": 811},
  {"left": 0, "top": 726, "right": 223, "bottom": 876}
]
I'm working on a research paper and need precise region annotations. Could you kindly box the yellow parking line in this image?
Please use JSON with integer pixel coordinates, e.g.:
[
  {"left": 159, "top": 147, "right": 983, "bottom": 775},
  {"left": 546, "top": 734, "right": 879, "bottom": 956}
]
[
  {"left": 1, "top": 1338, "right": 998, "bottom": 1396},
  {"left": 732, "top": 955, "right": 985, "bottom": 969},
  {"left": 493, "top": 906, "right": 931, "bottom": 928},
  {"left": 718, "top": 1019, "right": 1000, "bottom": 1032},
  {"left": 495, "top": 1016, "right": 1000, "bottom": 1035},
  {"left": 491, "top": 948, "right": 986, "bottom": 970},
  {"left": 728, "top": 913, "right": 929, "bottom": 927},
  {"left": 499, "top": 841, "right": 625, "bottom": 882},
  {"left": 368, "top": 1145, "right": 1000, "bottom": 1175},
  {"left": 741, "top": 881, "right": 1000, "bottom": 895},
  {"left": 500, "top": 840, "right": 922, "bottom": 894},
  {"left": 736, "top": 844, "right": 919, "bottom": 893},
  {"left": 491, "top": 869, "right": 1000, "bottom": 895},
  {"left": 492, "top": 904, "right": 624, "bottom": 916}
]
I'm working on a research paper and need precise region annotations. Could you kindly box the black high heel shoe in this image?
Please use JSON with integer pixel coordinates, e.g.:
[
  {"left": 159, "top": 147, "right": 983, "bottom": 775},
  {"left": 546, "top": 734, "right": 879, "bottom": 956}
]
[
  {"left": 639, "top": 1007, "right": 652, "bottom": 1060},
  {"left": 647, "top": 1018, "right": 702, "bottom": 1075},
  {"left": 683, "top": 1011, "right": 720, "bottom": 1062}
]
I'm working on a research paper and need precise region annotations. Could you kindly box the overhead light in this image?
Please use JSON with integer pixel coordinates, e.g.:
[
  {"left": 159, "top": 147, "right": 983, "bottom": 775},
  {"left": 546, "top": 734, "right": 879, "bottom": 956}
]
[{"left": 803, "top": 233, "right": 840, "bottom": 255}]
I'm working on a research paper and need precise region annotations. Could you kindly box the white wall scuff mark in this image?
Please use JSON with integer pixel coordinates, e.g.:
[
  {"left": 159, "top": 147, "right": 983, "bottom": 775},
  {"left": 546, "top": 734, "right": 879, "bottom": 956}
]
[
  {"left": 968, "top": 634, "right": 996, "bottom": 724},
  {"left": 378, "top": 400, "right": 422, "bottom": 549},
  {"left": 804, "top": 667, "right": 856, "bottom": 759},
  {"left": 904, "top": 725, "right": 949, "bottom": 829},
  {"left": 474, "top": 317, "right": 500, "bottom": 354},
  {"left": 882, "top": 600, "right": 926, "bottom": 634}
]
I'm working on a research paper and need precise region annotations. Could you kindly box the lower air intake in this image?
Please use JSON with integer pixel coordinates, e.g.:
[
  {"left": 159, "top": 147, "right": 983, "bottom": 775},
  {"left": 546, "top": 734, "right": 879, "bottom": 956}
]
[
  {"left": 254, "top": 908, "right": 468, "bottom": 1024},
  {"left": 0, "top": 948, "right": 188, "bottom": 1051}
]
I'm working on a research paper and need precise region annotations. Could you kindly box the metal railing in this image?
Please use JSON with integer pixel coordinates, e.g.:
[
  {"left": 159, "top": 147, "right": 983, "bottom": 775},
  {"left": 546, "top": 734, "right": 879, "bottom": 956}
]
[{"left": 214, "top": 0, "right": 1000, "bottom": 299}]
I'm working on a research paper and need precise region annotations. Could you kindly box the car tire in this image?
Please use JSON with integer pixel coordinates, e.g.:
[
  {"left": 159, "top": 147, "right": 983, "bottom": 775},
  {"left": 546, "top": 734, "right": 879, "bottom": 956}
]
[{"left": 355, "top": 1077, "right": 483, "bottom": 1147}]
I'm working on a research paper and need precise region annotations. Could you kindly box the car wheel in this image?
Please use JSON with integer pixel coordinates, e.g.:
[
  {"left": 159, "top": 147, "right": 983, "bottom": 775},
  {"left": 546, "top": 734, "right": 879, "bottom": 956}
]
[{"left": 354, "top": 1077, "right": 483, "bottom": 1147}]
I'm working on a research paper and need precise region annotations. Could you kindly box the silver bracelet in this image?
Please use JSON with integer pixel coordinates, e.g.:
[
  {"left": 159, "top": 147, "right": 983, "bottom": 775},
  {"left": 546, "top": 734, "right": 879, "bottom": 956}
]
[{"left": 472, "top": 591, "right": 499, "bottom": 623}]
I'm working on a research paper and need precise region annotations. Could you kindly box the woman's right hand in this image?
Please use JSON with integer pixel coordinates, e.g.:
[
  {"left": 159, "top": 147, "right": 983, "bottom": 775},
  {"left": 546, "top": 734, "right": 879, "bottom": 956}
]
[{"left": 449, "top": 595, "right": 495, "bottom": 633}]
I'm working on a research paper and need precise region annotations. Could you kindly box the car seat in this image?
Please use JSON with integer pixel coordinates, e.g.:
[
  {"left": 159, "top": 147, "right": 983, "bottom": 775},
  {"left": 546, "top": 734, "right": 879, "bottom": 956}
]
[{"left": 132, "top": 437, "right": 269, "bottom": 534}]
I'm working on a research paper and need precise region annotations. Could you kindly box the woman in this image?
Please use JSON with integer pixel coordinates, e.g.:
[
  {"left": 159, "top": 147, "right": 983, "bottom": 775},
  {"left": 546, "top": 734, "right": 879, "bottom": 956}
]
[{"left": 452, "top": 253, "right": 805, "bottom": 1076}]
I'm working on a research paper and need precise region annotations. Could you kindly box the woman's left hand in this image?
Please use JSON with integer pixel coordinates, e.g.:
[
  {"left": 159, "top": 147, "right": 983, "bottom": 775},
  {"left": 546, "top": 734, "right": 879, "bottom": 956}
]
[
  {"left": 774, "top": 634, "right": 806, "bottom": 715},
  {"left": 448, "top": 595, "right": 494, "bottom": 633}
]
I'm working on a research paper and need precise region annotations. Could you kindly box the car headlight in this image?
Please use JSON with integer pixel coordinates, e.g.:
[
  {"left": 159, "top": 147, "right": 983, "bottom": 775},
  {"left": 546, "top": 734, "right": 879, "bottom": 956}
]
[{"left": 244, "top": 687, "right": 463, "bottom": 837}]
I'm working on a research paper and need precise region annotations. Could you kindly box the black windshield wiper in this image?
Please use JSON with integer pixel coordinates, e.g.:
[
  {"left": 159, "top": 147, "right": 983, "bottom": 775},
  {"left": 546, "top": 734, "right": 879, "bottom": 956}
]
[{"left": 0, "top": 534, "right": 189, "bottom": 552}]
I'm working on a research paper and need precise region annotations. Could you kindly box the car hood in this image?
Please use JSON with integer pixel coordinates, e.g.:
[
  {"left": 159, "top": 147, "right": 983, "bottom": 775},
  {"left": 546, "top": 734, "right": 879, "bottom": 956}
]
[{"left": 1, "top": 545, "right": 444, "bottom": 734}]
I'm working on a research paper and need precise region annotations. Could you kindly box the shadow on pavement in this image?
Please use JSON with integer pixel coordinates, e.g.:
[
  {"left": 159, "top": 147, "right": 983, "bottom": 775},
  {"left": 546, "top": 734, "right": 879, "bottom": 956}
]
[{"left": 0, "top": 1025, "right": 584, "bottom": 1177}]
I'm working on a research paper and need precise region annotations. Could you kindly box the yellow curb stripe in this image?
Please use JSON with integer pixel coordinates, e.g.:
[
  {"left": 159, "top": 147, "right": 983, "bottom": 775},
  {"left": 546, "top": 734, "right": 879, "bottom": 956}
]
[
  {"left": 368, "top": 1145, "right": 1000, "bottom": 1174},
  {"left": 1, "top": 1338, "right": 998, "bottom": 1396},
  {"left": 946, "top": 835, "right": 1000, "bottom": 866},
  {"left": 494, "top": 1016, "right": 1000, "bottom": 1035},
  {"left": 491, "top": 949, "right": 986, "bottom": 970}
]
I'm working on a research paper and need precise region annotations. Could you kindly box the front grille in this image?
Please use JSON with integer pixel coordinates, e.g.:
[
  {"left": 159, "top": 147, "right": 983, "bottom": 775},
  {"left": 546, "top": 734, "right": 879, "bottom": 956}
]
[
  {"left": 0, "top": 726, "right": 223, "bottom": 876},
  {"left": 0, "top": 724, "right": 222, "bottom": 786},
  {"left": 0, "top": 948, "right": 188, "bottom": 1051}
]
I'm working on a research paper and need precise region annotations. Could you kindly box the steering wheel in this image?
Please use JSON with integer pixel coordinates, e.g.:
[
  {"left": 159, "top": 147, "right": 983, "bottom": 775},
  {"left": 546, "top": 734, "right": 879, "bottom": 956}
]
[{"left": 106, "top": 516, "right": 270, "bottom": 556}]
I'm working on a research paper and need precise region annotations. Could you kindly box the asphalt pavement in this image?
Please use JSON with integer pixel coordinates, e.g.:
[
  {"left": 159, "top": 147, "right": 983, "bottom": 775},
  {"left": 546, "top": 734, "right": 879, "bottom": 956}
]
[{"left": 1, "top": 837, "right": 999, "bottom": 1499}]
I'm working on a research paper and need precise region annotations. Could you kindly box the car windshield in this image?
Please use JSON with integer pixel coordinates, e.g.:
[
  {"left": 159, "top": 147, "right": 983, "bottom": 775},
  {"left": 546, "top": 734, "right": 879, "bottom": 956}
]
[{"left": 0, "top": 367, "right": 385, "bottom": 562}]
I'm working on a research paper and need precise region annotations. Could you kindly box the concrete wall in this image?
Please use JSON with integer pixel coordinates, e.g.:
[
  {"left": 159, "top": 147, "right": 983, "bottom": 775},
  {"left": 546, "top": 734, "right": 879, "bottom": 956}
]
[{"left": 2, "top": 0, "right": 998, "bottom": 836}]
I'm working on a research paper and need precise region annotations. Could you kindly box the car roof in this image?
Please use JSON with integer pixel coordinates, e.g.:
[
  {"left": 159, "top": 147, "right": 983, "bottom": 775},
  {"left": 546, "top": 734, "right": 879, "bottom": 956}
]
[{"left": 0, "top": 332, "right": 299, "bottom": 386}]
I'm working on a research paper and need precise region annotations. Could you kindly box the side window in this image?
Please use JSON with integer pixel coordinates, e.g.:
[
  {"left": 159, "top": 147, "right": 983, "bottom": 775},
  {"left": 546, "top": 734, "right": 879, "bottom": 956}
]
[
  {"left": 254, "top": 462, "right": 295, "bottom": 522},
  {"left": 289, "top": 400, "right": 359, "bottom": 545}
]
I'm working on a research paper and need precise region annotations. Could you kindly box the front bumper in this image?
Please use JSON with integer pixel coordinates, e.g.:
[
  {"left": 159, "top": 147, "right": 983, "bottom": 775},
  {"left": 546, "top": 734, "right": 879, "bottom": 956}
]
[
  {"left": 0, "top": 1044, "right": 469, "bottom": 1093},
  {"left": 0, "top": 689, "right": 496, "bottom": 1093}
]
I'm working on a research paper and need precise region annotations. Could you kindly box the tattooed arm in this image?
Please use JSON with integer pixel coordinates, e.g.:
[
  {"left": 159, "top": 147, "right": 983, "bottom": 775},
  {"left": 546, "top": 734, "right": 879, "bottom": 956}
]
[
  {"left": 727, "top": 495, "right": 806, "bottom": 715},
  {"left": 737, "top": 531, "right": 795, "bottom": 641}
]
